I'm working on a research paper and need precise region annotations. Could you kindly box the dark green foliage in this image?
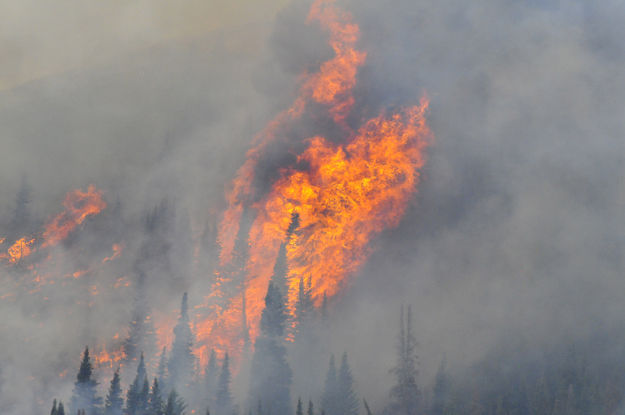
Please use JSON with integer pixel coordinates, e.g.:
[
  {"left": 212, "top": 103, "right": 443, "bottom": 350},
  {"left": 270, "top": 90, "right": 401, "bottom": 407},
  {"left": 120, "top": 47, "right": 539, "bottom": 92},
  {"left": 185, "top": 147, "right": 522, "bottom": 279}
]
[
  {"left": 70, "top": 347, "right": 102, "bottom": 415},
  {"left": 104, "top": 369, "right": 123, "bottom": 415}
]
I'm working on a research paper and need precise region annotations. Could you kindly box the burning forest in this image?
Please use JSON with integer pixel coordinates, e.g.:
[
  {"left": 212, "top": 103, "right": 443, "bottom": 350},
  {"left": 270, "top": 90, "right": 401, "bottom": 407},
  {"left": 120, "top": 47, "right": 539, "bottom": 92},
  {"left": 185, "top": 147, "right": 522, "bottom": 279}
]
[{"left": 2, "top": 0, "right": 625, "bottom": 414}]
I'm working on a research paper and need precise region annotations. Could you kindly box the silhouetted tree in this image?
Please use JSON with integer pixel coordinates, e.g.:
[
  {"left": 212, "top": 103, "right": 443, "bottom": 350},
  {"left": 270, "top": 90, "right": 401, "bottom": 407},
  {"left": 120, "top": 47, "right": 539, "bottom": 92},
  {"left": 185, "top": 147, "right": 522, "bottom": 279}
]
[
  {"left": 387, "top": 305, "right": 420, "bottom": 415},
  {"left": 338, "top": 353, "right": 359, "bottom": 415},
  {"left": 215, "top": 353, "right": 233, "bottom": 415},
  {"left": 321, "top": 355, "right": 338, "bottom": 415},
  {"left": 148, "top": 378, "right": 164, "bottom": 415},
  {"left": 431, "top": 359, "right": 451, "bottom": 415},
  {"left": 126, "top": 353, "right": 148, "bottom": 415},
  {"left": 164, "top": 390, "right": 186, "bottom": 415},
  {"left": 123, "top": 273, "right": 156, "bottom": 364},
  {"left": 168, "top": 293, "right": 195, "bottom": 390},
  {"left": 104, "top": 369, "right": 123, "bottom": 415},
  {"left": 249, "top": 282, "right": 292, "bottom": 415},
  {"left": 70, "top": 347, "right": 102, "bottom": 415}
]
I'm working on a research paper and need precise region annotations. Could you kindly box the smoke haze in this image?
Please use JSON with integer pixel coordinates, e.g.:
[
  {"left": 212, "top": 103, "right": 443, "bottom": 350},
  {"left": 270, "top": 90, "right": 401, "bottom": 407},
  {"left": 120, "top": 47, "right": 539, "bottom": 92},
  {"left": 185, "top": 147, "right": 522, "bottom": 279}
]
[{"left": 1, "top": 0, "right": 624, "bottom": 413}]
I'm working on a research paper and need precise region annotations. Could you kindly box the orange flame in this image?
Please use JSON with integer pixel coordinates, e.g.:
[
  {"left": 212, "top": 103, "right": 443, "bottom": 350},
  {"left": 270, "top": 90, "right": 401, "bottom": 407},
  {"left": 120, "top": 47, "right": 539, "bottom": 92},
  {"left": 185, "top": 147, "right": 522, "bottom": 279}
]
[
  {"left": 196, "top": 0, "right": 433, "bottom": 362},
  {"left": 41, "top": 185, "right": 106, "bottom": 248},
  {"left": 5, "top": 237, "right": 36, "bottom": 263},
  {"left": 217, "top": 0, "right": 366, "bottom": 266}
]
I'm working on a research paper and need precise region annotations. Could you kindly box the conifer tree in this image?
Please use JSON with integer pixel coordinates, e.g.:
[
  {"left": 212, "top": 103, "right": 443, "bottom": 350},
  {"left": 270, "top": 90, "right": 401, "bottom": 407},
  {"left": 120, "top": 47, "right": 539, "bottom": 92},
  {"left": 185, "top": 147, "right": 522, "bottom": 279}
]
[
  {"left": 70, "top": 347, "right": 102, "bottom": 415},
  {"left": 149, "top": 378, "right": 164, "bottom": 415},
  {"left": 104, "top": 369, "right": 123, "bottom": 415},
  {"left": 387, "top": 305, "right": 420, "bottom": 415},
  {"left": 123, "top": 273, "right": 156, "bottom": 364},
  {"left": 431, "top": 359, "right": 451, "bottom": 415},
  {"left": 57, "top": 402, "right": 65, "bottom": 415},
  {"left": 127, "top": 353, "right": 148, "bottom": 415},
  {"left": 50, "top": 399, "right": 57, "bottom": 415},
  {"left": 249, "top": 282, "right": 292, "bottom": 415},
  {"left": 203, "top": 349, "right": 218, "bottom": 410},
  {"left": 307, "top": 401, "right": 314, "bottom": 415},
  {"left": 215, "top": 353, "right": 233, "bottom": 415},
  {"left": 168, "top": 293, "right": 195, "bottom": 390},
  {"left": 157, "top": 346, "right": 168, "bottom": 388},
  {"left": 296, "top": 398, "right": 303, "bottom": 415},
  {"left": 321, "top": 355, "right": 338, "bottom": 415},
  {"left": 338, "top": 353, "right": 359, "bottom": 415},
  {"left": 164, "top": 390, "right": 186, "bottom": 415}
]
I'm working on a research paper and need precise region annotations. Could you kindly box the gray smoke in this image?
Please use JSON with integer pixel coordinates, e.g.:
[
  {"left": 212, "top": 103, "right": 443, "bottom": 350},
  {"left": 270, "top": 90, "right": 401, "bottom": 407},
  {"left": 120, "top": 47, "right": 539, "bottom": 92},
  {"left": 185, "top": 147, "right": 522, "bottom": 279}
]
[{"left": 1, "top": 0, "right": 624, "bottom": 413}]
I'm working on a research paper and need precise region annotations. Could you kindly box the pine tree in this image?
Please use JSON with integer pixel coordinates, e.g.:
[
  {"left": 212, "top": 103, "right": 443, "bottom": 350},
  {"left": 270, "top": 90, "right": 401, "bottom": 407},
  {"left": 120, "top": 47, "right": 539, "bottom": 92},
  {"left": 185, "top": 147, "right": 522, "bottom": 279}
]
[
  {"left": 157, "top": 346, "right": 168, "bottom": 387},
  {"left": 57, "top": 401, "right": 66, "bottom": 415},
  {"left": 321, "top": 355, "right": 338, "bottom": 415},
  {"left": 104, "top": 369, "right": 123, "bottom": 415},
  {"left": 50, "top": 399, "right": 58, "bottom": 415},
  {"left": 337, "top": 353, "right": 359, "bottom": 415},
  {"left": 431, "top": 359, "right": 451, "bottom": 415},
  {"left": 127, "top": 353, "right": 148, "bottom": 415},
  {"left": 123, "top": 273, "right": 156, "bottom": 364},
  {"left": 204, "top": 349, "right": 218, "bottom": 410},
  {"left": 164, "top": 390, "right": 186, "bottom": 415},
  {"left": 215, "top": 353, "right": 233, "bottom": 415},
  {"left": 70, "top": 347, "right": 102, "bottom": 415},
  {"left": 387, "top": 305, "right": 420, "bottom": 415},
  {"left": 307, "top": 401, "right": 314, "bottom": 415},
  {"left": 168, "top": 292, "right": 195, "bottom": 390},
  {"left": 296, "top": 398, "right": 303, "bottom": 415},
  {"left": 149, "top": 378, "right": 164, "bottom": 415},
  {"left": 249, "top": 282, "right": 292, "bottom": 415}
]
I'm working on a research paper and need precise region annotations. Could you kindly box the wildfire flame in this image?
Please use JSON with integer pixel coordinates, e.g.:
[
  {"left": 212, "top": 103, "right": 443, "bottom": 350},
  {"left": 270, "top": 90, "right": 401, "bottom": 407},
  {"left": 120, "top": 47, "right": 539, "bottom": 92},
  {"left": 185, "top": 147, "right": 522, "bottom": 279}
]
[
  {"left": 196, "top": 0, "right": 433, "bottom": 361},
  {"left": 41, "top": 185, "right": 106, "bottom": 248}
]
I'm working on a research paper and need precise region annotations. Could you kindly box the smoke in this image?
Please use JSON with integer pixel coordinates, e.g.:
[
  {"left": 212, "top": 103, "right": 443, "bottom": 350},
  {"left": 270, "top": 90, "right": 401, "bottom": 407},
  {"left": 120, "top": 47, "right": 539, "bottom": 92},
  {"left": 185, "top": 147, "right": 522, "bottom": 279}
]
[{"left": 1, "top": 0, "right": 624, "bottom": 413}]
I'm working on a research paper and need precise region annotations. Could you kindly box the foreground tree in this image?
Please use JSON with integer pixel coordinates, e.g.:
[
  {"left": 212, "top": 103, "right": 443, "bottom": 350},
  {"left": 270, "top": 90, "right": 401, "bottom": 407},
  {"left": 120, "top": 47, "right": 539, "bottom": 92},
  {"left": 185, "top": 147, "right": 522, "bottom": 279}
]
[
  {"left": 70, "top": 347, "right": 102, "bottom": 415},
  {"left": 387, "top": 305, "right": 420, "bottom": 415},
  {"left": 338, "top": 353, "right": 359, "bottom": 415},
  {"left": 104, "top": 369, "right": 123, "bottom": 415},
  {"left": 249, "top": 282, "right": 293, "bottom": 415},
  {"left": 126, "top": 353, "right": 149, "bottom": 415},
  {"left": 164, "top": 390, "right": 186, "bottom": 415}
]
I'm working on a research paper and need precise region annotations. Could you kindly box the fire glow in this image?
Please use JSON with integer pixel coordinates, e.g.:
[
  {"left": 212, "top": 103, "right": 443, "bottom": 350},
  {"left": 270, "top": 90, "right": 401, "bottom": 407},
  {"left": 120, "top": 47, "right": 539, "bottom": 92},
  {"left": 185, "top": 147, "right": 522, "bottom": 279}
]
[{"left": 195, "top": 0, "right": 433, "bottom": 361}]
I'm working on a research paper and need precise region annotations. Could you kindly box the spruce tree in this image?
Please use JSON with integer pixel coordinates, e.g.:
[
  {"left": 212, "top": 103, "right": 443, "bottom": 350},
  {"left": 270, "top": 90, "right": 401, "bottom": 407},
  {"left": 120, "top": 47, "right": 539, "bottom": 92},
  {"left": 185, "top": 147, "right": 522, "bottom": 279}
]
[
  {"left": 296, "top": 398, "right": 303, "bottom": 415},
  {"left": 70, "top": 347, "right": 102, "bottom": 415},
  {"left": 57, "top": 401, "right": 65, "bottom": 415},
  {"left": 387, "top": 305, "right": 420, "bottom": 415},
  {"left": 249, "top": 282, "right": 292, "bottom": 415},
  {"left": 50, "top": 399, "right": 57, "bottom": 415},
  {"left": 307, "top": 401, "right": 314, "bottom": 415},
  {"left": 149, "top": 378, "right": 164, "bottom": 415},
  {"left": 164, "top": 390, "right": 186, "bottom": 415},
  {"left": 431, "top": 359, "right": 451, "bottom": 415},
  {"left": 126, "top": 353, "right": 148, "bottom": 415},
  {"left": 321, "top": 355, "right": 338, "bottom": 415},
  {"left": 338, "top": 353, "right": 359, "bottom": 415},
  {"left": 104, "top": 369, "right": 123, "bottom": 415},
  {"left": 157, "top": 346, "right": 168, "bottom": 388},
  {"left": 215, "top": 353, "right": 233, "bottom": 415},
  {"left": 204, "top": 349, "right": 218, "bottom": 410},
  {"left": 123, "top": 272, "right": 156, "bottom": 364},
  {"left": 168, "top": 292, "right": 195, "bottom": 391}
]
